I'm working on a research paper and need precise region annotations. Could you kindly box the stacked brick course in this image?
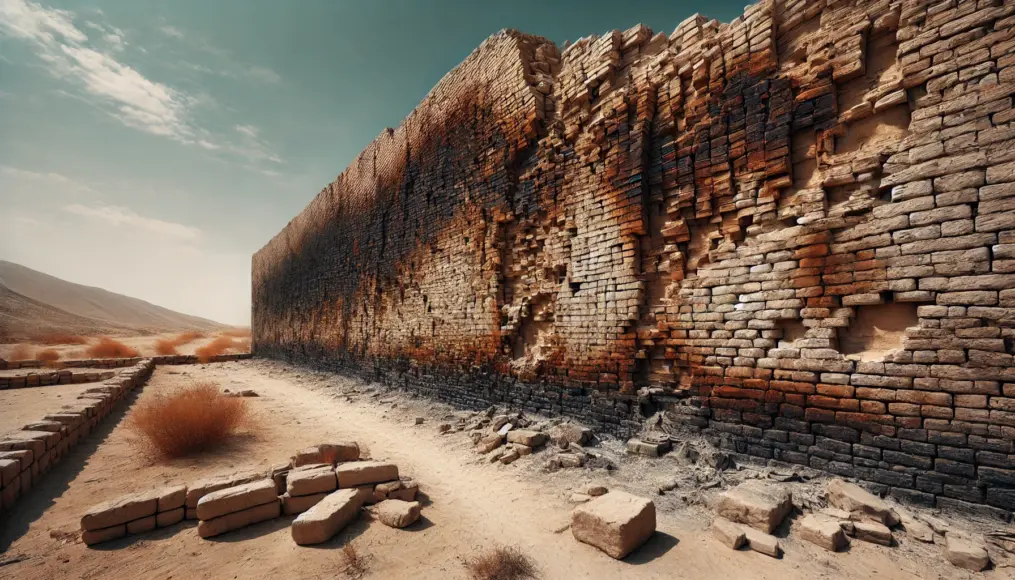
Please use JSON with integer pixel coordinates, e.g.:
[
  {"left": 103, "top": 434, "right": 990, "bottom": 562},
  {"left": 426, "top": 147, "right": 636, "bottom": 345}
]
[{"left": 253, "top": 0, "right": 1015, "bottom": 516}]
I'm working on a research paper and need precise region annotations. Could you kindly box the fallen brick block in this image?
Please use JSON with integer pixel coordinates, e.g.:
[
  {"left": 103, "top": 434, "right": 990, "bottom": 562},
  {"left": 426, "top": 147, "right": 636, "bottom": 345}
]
[
  {"left": 716, "top": 480, "right": 792, "bottom": 534},
  {"left": 197, "top": 479, "right": 278, "bottom": 521},
  {"left": 571, "top": 491, "right": 656, "bottom": 559},
  {"left": 291, "top": 489, "right": 365, "bottom": 545},
  {"left": 81, "top": 493, "right": 158, "bottom": 531},
  {"left": 197, "top": 499, "right": 280, "bottom": 539},
  {"left": 287, "top": 465, "right": 337, "bottom": 496},
  {"left": 336, "top": 461, "right": 398, "bottom": 489}
]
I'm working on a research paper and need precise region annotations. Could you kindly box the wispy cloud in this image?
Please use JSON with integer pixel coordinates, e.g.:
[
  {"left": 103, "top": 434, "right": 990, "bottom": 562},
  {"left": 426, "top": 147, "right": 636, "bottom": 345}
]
[
  {"left": 158, "top": 20, "right": 281, "bottom": 85},
  {"left": 1, "top": 164, "right": 75, "bottom": 184},
  {"left": 63, "top": 203, "right": 203, "bottom": 241},
  {"left": 0, "top": 0, "right": 283, "bottom": 165}
]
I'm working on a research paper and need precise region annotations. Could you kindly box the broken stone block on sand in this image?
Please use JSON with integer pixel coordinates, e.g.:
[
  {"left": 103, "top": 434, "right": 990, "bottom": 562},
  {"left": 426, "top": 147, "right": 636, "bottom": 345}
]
[
  {"left": 825, "top": 479, "right": 899, "bottom": 527},
  {"left": 291, "top": 488, "right": 365, "bottom": 545},
  {"left": 287, "top": 465, "right": 338, "bottom": 497},
  {"left": 198, "top": 500, "right": 281, "bottom": 539},
  {"left": 196, "top": 479, "right": 278, "bottom": 521},
  {"left": 81, "top": 492, "right": 157, "bottom": 531},
  {"left": 186, "top": 471, "right": 264, "bottom": 511},
  {"left": 944, "top": 533, "right": 991, "bottom": 571},
  {"left": 711, "top": 517, "right": 747, "bottom": 549},
  {"left": 626, "top": 439, "right": 670, "bottom": 457},
  {"left": 506, "top": 429, "right": 547, "bottom": 447},
  {"left": 744, "top": 528, "right": 780, "bottom": 558},
  {"left": 336, "top": 461, "right": 398, "bottom": 489},
  {"left": 797, "top": 513, "right": 848, "bottom": 552},
  {"left": 571, "top": 491, "right": 656, "bottom": 559},
  {"left": 475, "top": 433, "right": 504, "bottom": 454},
  {"left": 375, "top": 499, "right": 421, "bottom": 528},
  {"left": 853, "top": 521, "right": 892, "bottom": 546},
  {"left": 716, "top": 480, "right": 792, "bottom": 534}
]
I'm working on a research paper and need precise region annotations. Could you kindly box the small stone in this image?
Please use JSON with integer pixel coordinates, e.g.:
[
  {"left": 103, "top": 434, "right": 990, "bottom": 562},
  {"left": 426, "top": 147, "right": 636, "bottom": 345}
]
[
  {"left": 240, "top": 390, "right": 258, "bottom": 397},
  {"left": 944, "top": 533, "right": 990, "bottom": 571},
  {"left": 414, "top": 417, "right": 424, "bottom": 425},
  {"left": 570, "top": 493, "right": 592, "bottom": 504},
  {"left": 585, "top": 485, "right": 608, "bottom": 497},
  {"left": 798, "top": 514, "right": 848, "bottom": 552},
  {"left": 744, "top": 528, "right": 780, "bottom": 557},
  {"left": 558, "top": 453, "right": 584, "bottom": 468},
  {"left": 571, "top": 491, "right": 656, "bottom": 559},
  {"left": 375, "top": 499, "right": 421, "bottom": 528},
  {"left": 389, "top": 479, "right": 418, "bottom": 501},
  {"left": 438, "top": 423, "right": 451, "bottom": 433},
  {"left": 853, "top": 521, "right": 892, "bottom": 546},
  {"left": 716, "top": 480, "right": 793, "bottom": 534},
  {"left": 626, "top": 439, "right": 669, "bottom": 457},
  {"left": 476, "top": 433, "right": 504, "bottom": 454},
  {"left": 711, "top": 517, "right": 747, "bottom": 549},
  {"left": 514, "top": 444, "right": 533, "bottom": 456}
]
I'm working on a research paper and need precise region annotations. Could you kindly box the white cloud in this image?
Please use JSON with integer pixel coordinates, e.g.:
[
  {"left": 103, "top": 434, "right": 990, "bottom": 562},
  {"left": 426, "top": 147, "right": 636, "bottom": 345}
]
[
  {"left": 63, "top": 202, "right": 203, "bottom": 241},
  {"left": 245, "top": 65, "right": 280, "bottom": 84},
  {"left": 0, "top": 1, "right": 285, "bottom": 167},
  {"left": 158, "top": 24, "right": 184, "bottom": 39},
  {"left": 234, "top": 124, "right": 258, "bottom": 138},
  {"left": 1, "top": 164, "right": 74, "bottom": 184}
]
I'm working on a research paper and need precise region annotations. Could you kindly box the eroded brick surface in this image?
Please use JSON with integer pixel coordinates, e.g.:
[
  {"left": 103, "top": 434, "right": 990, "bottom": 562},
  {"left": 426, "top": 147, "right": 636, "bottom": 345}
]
[{"left": 253, "top": 2, "right": 1015, "bottom": 513}]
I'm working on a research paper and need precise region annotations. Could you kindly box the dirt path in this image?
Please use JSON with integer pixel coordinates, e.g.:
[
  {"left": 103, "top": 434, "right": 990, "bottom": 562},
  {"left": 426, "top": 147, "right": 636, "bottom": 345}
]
[{"left": 0, "top": 361, "right": 998, "bottom": 579}]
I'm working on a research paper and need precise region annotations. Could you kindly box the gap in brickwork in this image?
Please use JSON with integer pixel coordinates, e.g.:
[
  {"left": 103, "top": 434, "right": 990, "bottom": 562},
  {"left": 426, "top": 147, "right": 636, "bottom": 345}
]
[{"left": 836, "top": 301, "right": 921, "bottom": 362}]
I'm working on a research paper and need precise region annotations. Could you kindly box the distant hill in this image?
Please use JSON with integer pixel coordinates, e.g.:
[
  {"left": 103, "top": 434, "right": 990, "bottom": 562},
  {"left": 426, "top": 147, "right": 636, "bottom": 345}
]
[{"left": 0, "top": 260, "right": 225, "bottom": 341}]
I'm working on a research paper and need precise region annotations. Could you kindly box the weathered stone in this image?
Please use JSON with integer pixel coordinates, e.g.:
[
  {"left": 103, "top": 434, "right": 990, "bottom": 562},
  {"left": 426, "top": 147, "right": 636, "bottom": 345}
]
[
  {"left": 506, "top": 429, "right": 548, "bottom": 447},
  {"left": 127, "top": 515, "right": 157, "bottom": 535},
  {"left": 291, "top": 442, "right": 360, "bottom": 467},
  {"left": 196, "top": 479, "right": 278, "bottom": 521},
  {"left": 197, "top": 500, "right": 280, "bottom": 539},
  {"left": 81, "top": 493, "right": 158, "bottom": 531},
  {"left": 476, "top": 433, "right": 504, "bottom": 454},
  {"left": 853, "top": 521, "right": 892, "bottom": 546},
  {"left": 156, "top": 507, "right": 185, "bottom": 528},
  {"left": 626, "top": 439, "right": 670, "bottom": 457},
  {"left": 571, "top": 491, "right": 656, "bottom": 559},
  {"left": 282, "top": 491, "right": 328, "bottom": 515},
  {"left": 287, "top": 465, "right": 337, "bottom": 497},
  {"left": 798, "top": 513, "right": 848, "bottom": 552},
  {"left": 944, "top": 533, "right": 991, "bottom": 571},
  {"left": 744, "top": 528, "right": 780, "bottom": 558},
  {"left": 711, "top": 517, "right": 747, "bottom": 549},
  {"left": 82, "top": 524, "right": 126, "bottom": 546},
  {"left": 716, "top": 480, "right": 793, "bottom": 534},
  {"left": 375, "top": 499, "right": 421, "bottom": 528},
  {"left": 156, "top": 485, "right": 187, "bottom": 512},
  {"left": 291, "top": 489, "right": 365, "bottom": 545},
  {"left": 897, "top": 510, "right": 934, "bottom": 543},
  {"left": 336, "top": 461, "right": 398, "bottom": 489},
  {"left": 825, "top": 479, "right": 899, "bottom": 527},
  {"left": 186, "top": 471, "right": 264, "bottom": 508},
  {"left": 389, "top": 479, "right": 418, "bottom": 501}
]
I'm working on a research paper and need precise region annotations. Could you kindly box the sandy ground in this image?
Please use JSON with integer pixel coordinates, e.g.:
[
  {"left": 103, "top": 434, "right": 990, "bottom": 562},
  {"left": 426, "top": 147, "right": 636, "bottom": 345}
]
[
  {"left": 0, "top": 360, "right": 1009, "bottom": 580},
  {"left": 0, "top": 382, "right": 103, "bottom": 434},
  {"left": 0, "top": 332, "right": 250, "bottom": 361}
]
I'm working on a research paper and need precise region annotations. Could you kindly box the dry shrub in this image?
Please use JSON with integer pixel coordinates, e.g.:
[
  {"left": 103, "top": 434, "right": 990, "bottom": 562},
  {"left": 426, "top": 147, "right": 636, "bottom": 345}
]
[
  {"left": 9, "top": 344, "right": 33, "bottom": 361},
  {"left": 171, "top": 331, "right": 205, "bottom": 346},
  {"left": 195, "top": 336, "right": 239, "bottom": 363},
  {"left": 465, "top": 547, "right": 537, "bottom": 580},
  {"left": 86, "top": 337, "right": 140, "bottom": 358},
  {"left": 154, "top": 338, "right": 180, "bottom": 356},
  {"left": 220, "top": 327, "right": 251, "bottom": 338},
  {"left": 37, "top": 348, "right": 62, "bottom": 366},
  {"left": 340, "top": 543, "right": 368, "bottom": 578},
  {"left": 127, "top": 382, "right": 248, "bottom": 459},
  {"left": 35, "top": 333, "right": 89, "bottom": 346}
]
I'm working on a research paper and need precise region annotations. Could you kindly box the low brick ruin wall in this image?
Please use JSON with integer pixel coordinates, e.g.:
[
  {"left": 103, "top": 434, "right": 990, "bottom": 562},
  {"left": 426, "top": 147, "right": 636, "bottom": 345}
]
[{"left": 253, "top": 0, "right": 1015, "bottom": 516}]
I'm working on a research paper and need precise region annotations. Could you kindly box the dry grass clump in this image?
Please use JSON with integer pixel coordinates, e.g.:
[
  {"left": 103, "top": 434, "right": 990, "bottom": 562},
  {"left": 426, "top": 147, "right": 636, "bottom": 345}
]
[
  {"left": 340, "top": 543, "right": 368, "bottom": 578},
  {"left": 220, "top": 327, "right": 251, "bottom": 338},
  {"left": 195, "top": 336, "right": 240, "bottom": 363},
  {"left": 36, "top": 348, "right": 62, "bottom": 367},
  {"left": 465, "top": 547, "right": 538, "bottom": 580},
  {"left": 127, "top": 382, "right": 249, "bottom": 459},
  {"left": 154, "top": 338, "right": 180, "bottom": 355},
  {"left": 35, "top": 333, "right": 89, "bottom": 345},
  {"left": 8, "top": 344, "right": 34, "bottom": 361},
  {"left": 87, "top": 337, "right": 140, "bottom": 358}
]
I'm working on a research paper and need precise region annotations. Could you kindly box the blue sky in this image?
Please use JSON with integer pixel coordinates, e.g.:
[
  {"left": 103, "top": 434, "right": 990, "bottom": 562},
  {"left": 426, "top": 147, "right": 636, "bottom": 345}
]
[{"left": 0, "top": 0, "right": 741, "bottom": 325}]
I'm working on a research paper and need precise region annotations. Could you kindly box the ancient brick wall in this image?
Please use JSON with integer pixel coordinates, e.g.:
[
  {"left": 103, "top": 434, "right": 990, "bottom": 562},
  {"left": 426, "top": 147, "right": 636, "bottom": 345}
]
[{"left": 253, "top": 1, "right": 1015, "bottom": 516}]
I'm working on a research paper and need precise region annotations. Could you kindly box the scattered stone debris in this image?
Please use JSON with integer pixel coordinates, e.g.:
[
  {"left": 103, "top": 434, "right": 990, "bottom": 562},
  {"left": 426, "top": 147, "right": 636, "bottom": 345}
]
[
  {"left": 944, "top": 532, "right": 991, "bottom": 572},
  {"left": 797, "top": 513, "right": 848, "bottom": 552}
]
